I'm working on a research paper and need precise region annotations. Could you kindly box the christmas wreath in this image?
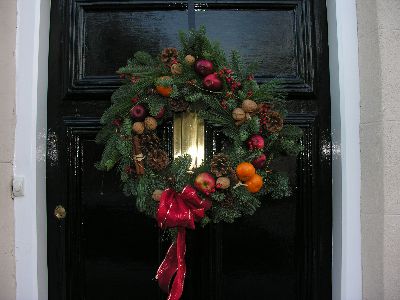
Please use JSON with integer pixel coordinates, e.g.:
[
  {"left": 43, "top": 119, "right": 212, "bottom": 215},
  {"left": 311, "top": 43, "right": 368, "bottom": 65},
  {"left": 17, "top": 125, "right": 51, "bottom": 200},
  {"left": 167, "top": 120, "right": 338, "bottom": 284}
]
[{"left": 96, "top": 27, "right": 303, "bottom": 300}]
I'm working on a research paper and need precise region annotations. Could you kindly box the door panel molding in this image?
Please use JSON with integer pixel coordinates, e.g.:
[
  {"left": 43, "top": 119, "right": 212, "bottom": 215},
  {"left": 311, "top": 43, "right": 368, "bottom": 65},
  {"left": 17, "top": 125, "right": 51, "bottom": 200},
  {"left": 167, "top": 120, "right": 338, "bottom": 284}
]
[{"left": 62, "top": 0, "right": 316, "bottom": 100}]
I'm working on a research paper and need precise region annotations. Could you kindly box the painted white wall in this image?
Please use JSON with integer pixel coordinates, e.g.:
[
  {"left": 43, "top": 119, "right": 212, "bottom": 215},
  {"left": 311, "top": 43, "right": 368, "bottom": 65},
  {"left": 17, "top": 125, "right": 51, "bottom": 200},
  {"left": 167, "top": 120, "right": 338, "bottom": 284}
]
[
  {"left": 327, "top": 0, "right": 362, "bottom": 299},
  {"left": 0, "top": 0, "right": 17, "bottom": 298},
  {"left": 14, "top": 0, "right": 50, "bottom": 299},
  {"left": 12, "top": 0, "right": 362, "bottom": 299}
]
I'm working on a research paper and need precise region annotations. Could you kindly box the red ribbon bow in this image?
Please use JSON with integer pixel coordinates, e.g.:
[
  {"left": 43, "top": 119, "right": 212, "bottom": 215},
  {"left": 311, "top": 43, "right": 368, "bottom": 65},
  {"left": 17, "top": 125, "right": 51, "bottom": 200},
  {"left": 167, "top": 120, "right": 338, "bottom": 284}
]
[{"left": 156, "top": 185, "right": 211, "bottom": 300}]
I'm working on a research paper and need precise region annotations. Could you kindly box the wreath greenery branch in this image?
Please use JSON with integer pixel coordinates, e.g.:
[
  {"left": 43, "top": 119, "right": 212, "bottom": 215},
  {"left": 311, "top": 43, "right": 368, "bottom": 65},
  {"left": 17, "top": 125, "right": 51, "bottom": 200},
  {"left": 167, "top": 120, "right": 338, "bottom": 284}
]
[{"left": 96, "top": 26, "right": 303, "bottom": 227}]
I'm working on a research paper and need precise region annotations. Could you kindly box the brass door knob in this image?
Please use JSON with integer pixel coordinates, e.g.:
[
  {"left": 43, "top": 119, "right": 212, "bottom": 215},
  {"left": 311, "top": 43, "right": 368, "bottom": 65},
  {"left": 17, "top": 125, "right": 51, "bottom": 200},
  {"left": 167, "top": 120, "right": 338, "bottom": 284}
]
[{"left": 54, "top": 205, "right": 66, "bottom": 220}]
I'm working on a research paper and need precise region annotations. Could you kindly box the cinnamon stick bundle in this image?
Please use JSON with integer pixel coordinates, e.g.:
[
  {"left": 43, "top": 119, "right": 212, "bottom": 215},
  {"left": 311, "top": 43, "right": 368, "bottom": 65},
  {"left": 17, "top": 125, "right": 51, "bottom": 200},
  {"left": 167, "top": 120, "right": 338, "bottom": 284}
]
[{"left": 132, "top": 136, "right": 145, "bottom": 175}]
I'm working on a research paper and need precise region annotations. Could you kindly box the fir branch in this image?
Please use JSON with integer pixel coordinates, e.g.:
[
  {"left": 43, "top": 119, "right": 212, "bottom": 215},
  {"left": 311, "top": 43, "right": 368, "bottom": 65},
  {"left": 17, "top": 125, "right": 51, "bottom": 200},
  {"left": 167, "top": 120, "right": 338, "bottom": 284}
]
[
  {"left": 95, "top": 125, "right": 114, "bottom": 144},
  {"left": 96, "top": 135, "right": 121, "bottom": 171},
  {"left": 100, "top": 101, "right": 131, "bottom": 125},
  {"left": 266, "top": 172, "right": 292, "bottom": 199},
  {"left": 121, "top": 118, "right": 132, "bottom": 136}
]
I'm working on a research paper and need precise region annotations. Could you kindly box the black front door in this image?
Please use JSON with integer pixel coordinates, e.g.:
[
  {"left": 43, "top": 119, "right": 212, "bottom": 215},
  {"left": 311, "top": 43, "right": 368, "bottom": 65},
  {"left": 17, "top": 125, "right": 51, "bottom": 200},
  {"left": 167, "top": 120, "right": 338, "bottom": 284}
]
[{"left": 47, "top": 1, "right": 331, "bottom": 299}]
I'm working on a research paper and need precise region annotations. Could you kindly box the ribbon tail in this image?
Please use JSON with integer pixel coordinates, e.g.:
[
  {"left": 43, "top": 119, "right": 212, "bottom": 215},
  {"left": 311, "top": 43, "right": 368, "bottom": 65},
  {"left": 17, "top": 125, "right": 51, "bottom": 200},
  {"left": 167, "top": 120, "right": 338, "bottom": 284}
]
[
  {"left": 156, "top": 228, "right": 187, "bottom": 300},
  {"left": 167, "top": 227, "right": 186, "bottom": 300},
  {"left": 156, "top": 242, "right": 178, "bottom": 294}
]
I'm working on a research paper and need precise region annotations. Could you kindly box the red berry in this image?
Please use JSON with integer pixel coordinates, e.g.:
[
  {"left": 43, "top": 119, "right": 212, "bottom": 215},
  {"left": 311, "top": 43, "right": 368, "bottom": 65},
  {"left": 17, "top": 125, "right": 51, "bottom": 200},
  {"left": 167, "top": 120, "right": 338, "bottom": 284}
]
[
  {"left": 131, "top": 76, "right": 140, "bottom": 83},
  {"left": 252, "top": 153, "right": 267, "bottom": 169},
  {"left": 247, "top": 134, "right": 265, "bottom": 150},
  {"left": 112, "top": 119, "right": 121, "bottom": 126},
  {"left": 154, "top": 107, "right": 165, "bottom": 119}
]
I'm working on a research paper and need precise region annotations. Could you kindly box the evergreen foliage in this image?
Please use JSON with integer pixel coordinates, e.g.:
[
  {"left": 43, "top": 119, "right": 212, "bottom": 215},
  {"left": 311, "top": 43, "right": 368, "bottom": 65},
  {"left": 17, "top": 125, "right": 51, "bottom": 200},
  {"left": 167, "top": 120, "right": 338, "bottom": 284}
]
[{"left": 96, "top": 27, "right": 303, "bottom": 229}]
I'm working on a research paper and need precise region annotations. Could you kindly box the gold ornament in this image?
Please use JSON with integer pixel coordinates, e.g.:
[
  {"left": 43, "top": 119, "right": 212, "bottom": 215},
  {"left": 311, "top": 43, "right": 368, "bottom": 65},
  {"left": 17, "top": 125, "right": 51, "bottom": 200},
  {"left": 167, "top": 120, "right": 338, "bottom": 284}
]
[
  {"left": 184, "top": 54, "right": 196, "bottom": 65},
  {"left": 242, "top": 99, "right": 258, "bottom": 113},
  {"left": 144, "top": 117, "right": 157, "bottom": 131},
  {"left": 171, "top": 63, "right": 183, "bottom": 75},
  {"left": 132, "top": 122, "right": 145, "bottom": 134},
  {"left": 232, "top": 108, "right": 246, "bottom": 121},
  {"left": 216, "top": 177, "right": 230, "bottom": 189},
  {"left": 152, "top": 189, "right": 163, "bottom": 201}
]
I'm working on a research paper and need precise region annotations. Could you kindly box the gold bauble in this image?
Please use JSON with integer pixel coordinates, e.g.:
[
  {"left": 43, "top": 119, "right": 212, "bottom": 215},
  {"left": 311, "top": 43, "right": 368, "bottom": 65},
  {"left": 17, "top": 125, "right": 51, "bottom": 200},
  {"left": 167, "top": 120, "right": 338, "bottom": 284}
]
[
  {"left": 184, "top": 54, "right": 196, "bottom": 65},
  {"left": 242, "top": 99, "right": 258, "bottom": 113},
  {"left": 152, "top": 189, "right": 163, "bottom": 201},
  {"left": 144, "top": 117, "right": 157, "bottom": 131},
  {"left": 232, "top": 108, "right": 246, "bottom": 121},
  {"left": 132, "top": 122, "right": 145, "bottom": 134},
  {"left": 216, "top": 177, "right": 230, "bottom": 189},
  {"left": 171, "top": 63, "right": 183, "bottom": 75}
]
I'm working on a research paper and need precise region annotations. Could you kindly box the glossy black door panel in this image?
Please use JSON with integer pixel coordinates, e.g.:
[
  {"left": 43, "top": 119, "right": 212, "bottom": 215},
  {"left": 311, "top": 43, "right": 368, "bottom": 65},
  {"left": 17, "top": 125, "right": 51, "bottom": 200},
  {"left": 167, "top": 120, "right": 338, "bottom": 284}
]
[
  {"left": 83, "top": 10, "right": 187, "bottom": 76},
  {"left": 47, "top": 1, "right": 331, "bottom": 299},
  {"left": 197, "top": 9, "right": 296, "bottom": 76},
  {"left": 64, "top": 124, "right": 160, "bottom": 299}
]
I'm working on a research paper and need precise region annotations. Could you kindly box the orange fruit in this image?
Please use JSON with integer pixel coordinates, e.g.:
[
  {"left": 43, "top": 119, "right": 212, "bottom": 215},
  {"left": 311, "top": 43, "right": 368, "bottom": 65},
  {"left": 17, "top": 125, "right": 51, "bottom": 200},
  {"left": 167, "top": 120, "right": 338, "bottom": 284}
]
[
  {"left": 156, "top": 85, "right": 172, "bottom": 97},
  {"left": 236, "top": 162, "right": 256, "bottom": 181},
  {"left": 245, "top": 174, "right": 263, "bottom": 193},
  {"left": 156, "top": 76, "right": 173, "bottom": 97}
]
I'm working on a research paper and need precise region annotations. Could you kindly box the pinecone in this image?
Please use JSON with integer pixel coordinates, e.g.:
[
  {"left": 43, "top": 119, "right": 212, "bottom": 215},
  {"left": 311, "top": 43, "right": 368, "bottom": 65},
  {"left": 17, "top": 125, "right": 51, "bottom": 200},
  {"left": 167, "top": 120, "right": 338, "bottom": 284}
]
[
  {"left": 229, "top": 169, "right": 240, "bottom": 185},
  {"left": 141, "top": 133, "right": 160, "bottom": 151},
  {"left": 266, "top": 111, "right": 284, "bottom": 133},
  {"left": 210, "top": 153, "right": 231, "bottom": 177},
  {"left": 221, "top": 191, "right": 235, "bottom": 208},
  {"left": 161, "top": 47, "right": 178, "bottom": 66},
  {"left": 147, "top": 149, "right": 169, "bottom": 171},
  {"left": 169, "top": 99, "right": 189, "bottom": 112}
]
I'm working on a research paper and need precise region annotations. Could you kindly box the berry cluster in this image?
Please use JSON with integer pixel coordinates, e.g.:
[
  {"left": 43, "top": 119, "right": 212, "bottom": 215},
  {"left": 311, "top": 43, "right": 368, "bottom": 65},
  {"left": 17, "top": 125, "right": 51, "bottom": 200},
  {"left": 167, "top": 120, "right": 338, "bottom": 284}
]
[
  {"left": 258, "top": 103, "right": 273, "bottom": 133},
  {"left": 220, "top": 99, "right": 228, "bottom": 110},
  {"left": 218, "top": 67, "right": 242, "bottom": 92},
  {"left": 112, "top": 118, "right": 122, "bottom": 127},
  {"left": 125, "top": 165, "right": 134, "bottom": 174},
  {"left": 131, "top": 76, "right": 140, "bottom": 83}
]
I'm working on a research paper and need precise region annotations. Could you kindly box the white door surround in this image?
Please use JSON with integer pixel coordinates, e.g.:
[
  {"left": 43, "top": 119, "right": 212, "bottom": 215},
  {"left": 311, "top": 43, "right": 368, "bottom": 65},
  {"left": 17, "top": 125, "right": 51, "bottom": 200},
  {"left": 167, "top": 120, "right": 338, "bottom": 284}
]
[{"left": 13, "top": 0, "right": 362, "bottom": 299}]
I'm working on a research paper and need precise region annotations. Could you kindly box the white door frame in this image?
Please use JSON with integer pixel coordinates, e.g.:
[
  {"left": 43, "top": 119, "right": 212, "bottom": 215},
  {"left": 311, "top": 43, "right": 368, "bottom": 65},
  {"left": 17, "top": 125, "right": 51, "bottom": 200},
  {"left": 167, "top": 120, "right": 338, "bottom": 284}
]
[
  {"left": 13, "top": 0, "right": 362, "bottom": 299},
  {"left": 327, "top": 1, "right": 362, "bottom": 299}
]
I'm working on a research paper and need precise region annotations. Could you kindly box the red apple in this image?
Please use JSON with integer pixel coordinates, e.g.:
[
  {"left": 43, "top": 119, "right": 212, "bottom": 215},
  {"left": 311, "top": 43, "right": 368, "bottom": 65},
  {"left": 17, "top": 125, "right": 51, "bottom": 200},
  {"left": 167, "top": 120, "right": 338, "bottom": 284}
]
[
  {"left": 130, "top": 104, "right": 147, "bottom": 121},
  {"left": 247, "top": 134, "right": 265, "bottom": 150},
  {"left": 203, "top": 73, "right": 222, "bottom": 91},
  {"left": 252, "top": 153, "right": 267, "bottom": 169},
  {"left": 194, "top": 172, "right": 216, "bottom": 194},
  {"left": 154, "top": 106, "right": 165, "bottom": 119},
  {"left": 195, "top": 59, "right": 214, "bottom": 77}
]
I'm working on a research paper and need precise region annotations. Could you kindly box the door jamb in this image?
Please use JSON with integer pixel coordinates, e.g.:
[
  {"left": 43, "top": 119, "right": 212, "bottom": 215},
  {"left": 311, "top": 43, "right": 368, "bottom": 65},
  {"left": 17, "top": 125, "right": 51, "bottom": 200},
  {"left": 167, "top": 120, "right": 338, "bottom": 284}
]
[
  {"left": 327, "top": 0, "right": 363, "bottom": 299},
  {"left": 13, "top": 0, "right": 362, "bottom": 299},
  {"left": 14, "top": 0, "right": 50, "bottom": 299}
]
